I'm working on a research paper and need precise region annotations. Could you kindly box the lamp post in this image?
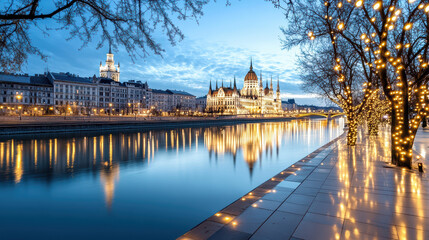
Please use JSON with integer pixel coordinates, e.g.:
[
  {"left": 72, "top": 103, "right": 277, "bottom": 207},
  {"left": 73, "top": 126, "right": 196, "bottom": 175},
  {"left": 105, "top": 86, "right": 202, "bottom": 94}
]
[
  {"left": 16, "top": 94, "right": 22, "bottom": 120},
  {"left": 109, "top": 103, "right": 113, "bottom": 120},
  {"left": 135, "top": 103, "right": 139, "bottom": 120},
  {"left": 18, "top": 106, "right": 22, "bottom": 120}
]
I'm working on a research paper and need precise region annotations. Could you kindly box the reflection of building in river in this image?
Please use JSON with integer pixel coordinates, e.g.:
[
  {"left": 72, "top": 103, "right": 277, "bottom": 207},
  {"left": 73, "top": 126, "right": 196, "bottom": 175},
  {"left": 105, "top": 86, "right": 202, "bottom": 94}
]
[
  {"left": 204, "top": 123, "right": 284, "bottom": 174},
  {"left": 0, "top": 119, "right": 342, "bottom": 206},
  {"left": 0, "top": 129, "right": 202, "bottom": 210},
  {"left": 0, "top": 120, "right": 341, "bottom": 183},
  {"left": 0, "top": 129, "right": 203, "bottom": 184},
  {"left": 100, "top": 165, "right": 119, "bottom": 209},
  {"left": 203, "top": 119, "right": 340, "bottom": 175}
]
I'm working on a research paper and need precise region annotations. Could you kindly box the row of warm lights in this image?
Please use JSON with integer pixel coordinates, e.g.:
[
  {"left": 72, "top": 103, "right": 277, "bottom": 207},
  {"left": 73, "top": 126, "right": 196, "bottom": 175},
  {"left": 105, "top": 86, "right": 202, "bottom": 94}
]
[{"left": 319, "top": 0, "right": 428, "bottom": 159}]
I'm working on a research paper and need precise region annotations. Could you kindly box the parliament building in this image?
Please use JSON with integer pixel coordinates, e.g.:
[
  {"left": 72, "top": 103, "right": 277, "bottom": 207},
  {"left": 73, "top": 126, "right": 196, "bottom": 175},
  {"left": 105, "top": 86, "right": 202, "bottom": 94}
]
[{"left": 206, "top": 60, "right": 282, "bottom": 114}]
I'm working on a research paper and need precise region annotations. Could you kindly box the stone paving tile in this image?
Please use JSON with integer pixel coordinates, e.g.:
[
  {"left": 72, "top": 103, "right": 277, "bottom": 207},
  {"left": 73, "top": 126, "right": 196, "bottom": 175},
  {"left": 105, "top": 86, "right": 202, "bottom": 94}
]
[
  {"left": 340, "top": 232, "right": 392, "bottom": 240},
  {"left": 221, "top": 196, "right": 261, "bottom": 216},
  {"left": 299, "top": 179, "right": 324, "bottom": 189},
  {"left": 340, "top": 220, "right": 399, "bottom": 239},
  {"left": 249, "top": 188, "right": 272, "bottom": 198},
  {"left": 261, "top": 187, "right": 293, "bottom": 202},
  {"left": 250, "top": 211, "right": 303, "bottom": 240},
  {"left": 308, "top": 200, "right": 347, "bottom": 218},
  {"left": 396, "top": 225, "right": 429, "bottom": 239},
  {"left": 306, "top": 172, "right": 330, "bottom": 181},
  {"left": 225, "top": 207, "right": 273, "bottom": 234},
  {"left": 277, "top": 201, "right": 311, "bottom": 215},
  {"left": 319, "top": 184, "right": 349, "bottom": 193},
  {"left": 345, "top": 209, "right": 395, "bottom": 226},
  {"left": 252, "top": 199, "right": 282, "bottom": 211},
  {"left": 284, "top": 175, "right": 307, "bottom": 182},
  {"left": 276, "top": 180, "right": 301, "bottom": 189},
  {"left": 207, "top": 212, "right": 237, "bottom": 224},
  {"left": 284, "top": 193, "right": 315, "bottom": 206},
  {"left": 391, "top": 213, "right": 429, "bottom": 230},
  {"left": 292, "top": 213, "right": 344, "bottom": 240},
  {"left": 313, "top": 192, "right": 349, "bottom": 204},
  {"left": 179, "top": 221, "right": 225, "bottom": 240},
  {"left": 207, "top": 227, "right": 251, "bottom": 240},
  {"left": 292, "top": 186, "right": 319, "bottom": 197}
]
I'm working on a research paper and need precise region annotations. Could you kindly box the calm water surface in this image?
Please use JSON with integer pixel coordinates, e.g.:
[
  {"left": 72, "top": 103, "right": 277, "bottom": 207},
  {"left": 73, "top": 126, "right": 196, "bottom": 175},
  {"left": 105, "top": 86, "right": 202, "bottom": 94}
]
[{"left": 0, "top": 118, "right": 344, "bottom": 239}]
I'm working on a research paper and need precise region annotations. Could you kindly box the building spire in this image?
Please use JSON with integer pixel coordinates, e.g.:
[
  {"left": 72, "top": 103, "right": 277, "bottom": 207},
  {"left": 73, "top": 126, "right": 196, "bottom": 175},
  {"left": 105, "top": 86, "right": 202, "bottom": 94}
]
[
  {"left": 277, "top": 76, "right": 280, "bottom": 92},
  {"left": 250, "top": 57, "right": 253, "bottom": 71},
  {"left": 216, "top": 80, "right": 218, "bottom": 89},
  {"left": 233, "top": 76, "right": 237, "bottom": 90},
  {"left": 208, "top": 80, "right": 212, "bottom": 95},
  {"left": 270, "top": 75, "right": 273, "bottom": 90},
  {"left": 109, "top": 43, "right": 112, "bottom": 54}
]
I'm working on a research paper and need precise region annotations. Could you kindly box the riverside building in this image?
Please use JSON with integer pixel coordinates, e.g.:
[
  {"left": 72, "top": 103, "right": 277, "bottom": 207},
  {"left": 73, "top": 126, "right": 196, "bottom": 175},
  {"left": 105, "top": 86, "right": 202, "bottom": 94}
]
[
  {"left": 0, "top": 50, "right": 196, "bottom": 115},
  {"left": 149, "top": 89, "right": 196, "bottom": 112},
  {"left": 206, "top": 60, "right": 282, "bottom": 114}
]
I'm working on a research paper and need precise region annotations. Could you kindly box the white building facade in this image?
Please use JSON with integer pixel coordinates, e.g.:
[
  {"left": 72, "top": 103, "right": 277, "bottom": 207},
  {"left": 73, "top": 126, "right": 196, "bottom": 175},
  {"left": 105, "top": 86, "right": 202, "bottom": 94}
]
[
  {"left": 0, "top": 50, "right": 196, "bottom": 115},
  {"left": 206, "top": 60, "right": 282, "bottom": 115}
]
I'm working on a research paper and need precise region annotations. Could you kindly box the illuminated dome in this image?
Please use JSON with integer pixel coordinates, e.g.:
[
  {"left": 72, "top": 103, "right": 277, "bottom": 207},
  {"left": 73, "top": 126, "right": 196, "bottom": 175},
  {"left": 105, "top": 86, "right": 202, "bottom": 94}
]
[{"left": 244, "top": 60, "right": 258, "bottom": 81}]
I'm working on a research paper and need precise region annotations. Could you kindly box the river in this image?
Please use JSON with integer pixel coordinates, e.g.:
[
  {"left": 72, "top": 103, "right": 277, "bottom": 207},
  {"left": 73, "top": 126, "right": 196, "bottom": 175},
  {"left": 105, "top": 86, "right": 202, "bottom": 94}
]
[{"left": 0, "top": 118, "right": 344, "bottom": 239}]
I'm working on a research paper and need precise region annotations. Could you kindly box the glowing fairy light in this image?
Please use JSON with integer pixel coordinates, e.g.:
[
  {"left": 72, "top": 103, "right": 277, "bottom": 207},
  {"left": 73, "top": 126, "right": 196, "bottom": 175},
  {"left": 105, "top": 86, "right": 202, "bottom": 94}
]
[
  {"left": 355, "top": 0, "right": 363, "bottom": 8},
  {"left": 404, "top": 23, "right": 413, "bottom": 31},
  {"left": 373, "top": 1, "right": 382, "bottom": 10}
]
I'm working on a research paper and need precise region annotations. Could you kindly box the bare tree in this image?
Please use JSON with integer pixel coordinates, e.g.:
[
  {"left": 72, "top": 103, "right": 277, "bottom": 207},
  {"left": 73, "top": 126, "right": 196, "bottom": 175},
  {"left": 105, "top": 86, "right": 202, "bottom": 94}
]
[
  {"left": 299, "top": 44, "right": 375, "bottom": 146},
  {"left": 273, "top": 0, "right": 429, "bottom": 168},
  {"left": 0, "top": 0, "right": 211, "bottom": 72},
  {"left": 362, "top": 91, "right": 390, "bottom": 136},
  {"left": 276, "top": 0, "right": 377, "bottom": 146}
]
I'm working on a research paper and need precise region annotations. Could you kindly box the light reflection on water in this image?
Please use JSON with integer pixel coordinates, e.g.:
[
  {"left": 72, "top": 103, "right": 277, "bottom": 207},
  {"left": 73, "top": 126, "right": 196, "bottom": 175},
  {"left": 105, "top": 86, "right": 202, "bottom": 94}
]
[{"left": 0, "top": 118, "right": 343, "bottom": 239}]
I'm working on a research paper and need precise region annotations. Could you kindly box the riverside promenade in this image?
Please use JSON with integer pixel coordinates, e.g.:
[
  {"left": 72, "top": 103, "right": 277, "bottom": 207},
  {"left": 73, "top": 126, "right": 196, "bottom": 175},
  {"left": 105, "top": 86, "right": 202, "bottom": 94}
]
[{"left": 179, "top": 128, "right": 429, "bottom": 240}]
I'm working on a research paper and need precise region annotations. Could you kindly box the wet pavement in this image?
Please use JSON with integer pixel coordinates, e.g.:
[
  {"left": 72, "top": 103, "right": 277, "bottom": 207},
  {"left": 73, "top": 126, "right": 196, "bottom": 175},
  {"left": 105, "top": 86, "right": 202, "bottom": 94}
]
[{"left": 179, "top": 127, "right": 429, "bottom": 240}]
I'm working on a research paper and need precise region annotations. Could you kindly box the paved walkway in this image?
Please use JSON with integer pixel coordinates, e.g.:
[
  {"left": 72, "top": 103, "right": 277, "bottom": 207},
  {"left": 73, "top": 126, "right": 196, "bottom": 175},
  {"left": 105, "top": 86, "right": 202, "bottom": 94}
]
[{"left": 179, "top": 128, "right": 429, "bottom": 240}]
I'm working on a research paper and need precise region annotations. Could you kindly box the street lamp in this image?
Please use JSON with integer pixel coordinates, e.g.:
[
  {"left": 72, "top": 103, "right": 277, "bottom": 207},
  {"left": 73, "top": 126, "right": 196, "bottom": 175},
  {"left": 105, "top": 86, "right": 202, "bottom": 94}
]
[
  {"left": 109, "top": 103, "right": 113, "bottom": 120},
  {"left": 18, "top": 106, "right": 22, "bottom": 120},
  {"left": 16, "top": 94, "right": 22, "bottom": 120}
]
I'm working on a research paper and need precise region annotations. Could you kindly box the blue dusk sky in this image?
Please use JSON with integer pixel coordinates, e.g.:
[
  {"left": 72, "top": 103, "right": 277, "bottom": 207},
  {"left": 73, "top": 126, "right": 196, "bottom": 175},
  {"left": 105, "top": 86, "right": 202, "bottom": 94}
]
[{"left": 23, "top": 1, "right": 324, "bottom": 105}]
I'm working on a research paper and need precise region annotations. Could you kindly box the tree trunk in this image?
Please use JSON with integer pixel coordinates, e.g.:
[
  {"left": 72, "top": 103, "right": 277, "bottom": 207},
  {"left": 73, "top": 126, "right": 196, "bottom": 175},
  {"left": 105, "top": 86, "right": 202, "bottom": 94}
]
[
  {"left": 397, "top": 141, "right": 413, "bottom": 169},
  {"left": 368, "top": 121, "right": 378, "bottom": 136},
  {"left": 347, "top": 118, "right": 358, "bottom": 146},
  {"left": 390, "top": 88, "right": 413, "bottom": 169},
  {"left": 390, "top": 109, "right": 399, "bottom": 165}
]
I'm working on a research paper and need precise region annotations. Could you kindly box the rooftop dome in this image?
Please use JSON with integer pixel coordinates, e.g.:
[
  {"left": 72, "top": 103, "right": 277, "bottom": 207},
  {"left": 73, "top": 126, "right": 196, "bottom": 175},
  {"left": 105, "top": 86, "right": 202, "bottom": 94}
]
[
  {"left": 244, "top": 59, "right": 258, "bottom": 81},
  {"left": 264, "top": 87, "right": 270, "bottom": 95}
]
